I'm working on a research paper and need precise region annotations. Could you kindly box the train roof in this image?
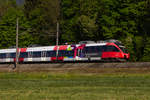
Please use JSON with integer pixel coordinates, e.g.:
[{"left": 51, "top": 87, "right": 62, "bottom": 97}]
[
  {"left": 0, "top": 45, "right": 76, "bottom": 53},
  {"left": 0, "top": 48, "right": 16, "bottom": 53},
  {"left": 79, "top": 39, "right": 124, "bottom": 46},
  {"left": 79, "top": 41, "right": 95, "bottom": 44},
  {"left": 85, "top": 43, "right": 106, "bottom": 46},
  {"left": 26, "top": 46, "right": 55, "bottom": 51},
  {"left": 0, "top": 39, "right": 123, "bottom": 53}
]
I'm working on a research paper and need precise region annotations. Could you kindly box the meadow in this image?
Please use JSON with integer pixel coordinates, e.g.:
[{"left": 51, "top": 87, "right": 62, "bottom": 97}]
[{"left": 0, "top": 68, "right": 150, "bottom": 100}]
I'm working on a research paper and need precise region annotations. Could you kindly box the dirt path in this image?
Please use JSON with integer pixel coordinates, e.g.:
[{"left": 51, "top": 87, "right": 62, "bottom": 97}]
[{"left": 0, "top": 62, "right": 150, "bottom": 73}]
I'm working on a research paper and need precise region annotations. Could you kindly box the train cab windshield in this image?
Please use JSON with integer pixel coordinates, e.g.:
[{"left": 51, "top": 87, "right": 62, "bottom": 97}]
[{"left": 119, "top": 47, "right": 128, "bottom": 53}]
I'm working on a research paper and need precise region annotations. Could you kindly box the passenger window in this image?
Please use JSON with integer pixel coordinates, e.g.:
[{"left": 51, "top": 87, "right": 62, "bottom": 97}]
[
  {"left": 0, "top": 53, "right": 6, "bottom": 58},
  {"left": 20, "top": 52, "right": 28, "bottom": 58},
  {"left": 10, "top": 53, "right": 16, "bottom": 58},
  {"left": 101, "top": 46, "right": 119, "bottom": 52},
  {"left": 111, "top": 46, "right": 119, "bottom": 52},
  {"left": 28, "top": 52, "right": 33, "bottom": 58}
]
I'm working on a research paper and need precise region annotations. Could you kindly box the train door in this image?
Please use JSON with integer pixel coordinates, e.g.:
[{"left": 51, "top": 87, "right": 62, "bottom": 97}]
[
  {"left": 28, "top": 51, "right": 33, "bottom": 61},
  {"left": 78, "top": 49, "right": 85, "bottom": 57},
  {"left": 75, "top": 48, "right": 86, "bottom": 61},
  {"left": 41, "top": 51, "right": 47, "bottom": 61},
  {"left": 74, "top": 44, "right": 86, "bottom": 61},
  {"left": 6, "top": 53, "right": 10, "bottom": 62}
]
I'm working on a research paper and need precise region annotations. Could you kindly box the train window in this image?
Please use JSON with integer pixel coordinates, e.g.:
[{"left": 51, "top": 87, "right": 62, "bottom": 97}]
[
  {"left": 101, "top": 46, "right": 106, "bottom": 52},
  {"left": 10, "top": 53, "right": 16, "bottom": 58},
  {"left": 87, "top": 47, "right": 91, "bottom": 53},
  {"left": 0, "top": 53, "right": 6, "bottom": 58},
  {"left": 120, "top": 47, "right": 128, "bottom": 53},
  {"left": 6, "top": 53, "right": 10, "bottom": 58},
  {"left": 0, "top": 53, "right": 16, "bottom": 58},
  {"left": 58, "top": 50, "right": 74, "bottom": 57},
  {"left": 20, "top": 51, "right": 42, "bottom": 58},
  {"left": 92, "top": 46, "right": 97, "bottom": 52},
  {"left": 47, "top": 51, "right": 56, "bottom": 57},
  {"left": 83, "top": 47, "right": 87, "bottom": 53},
  {"left": 68, "top": 51, "right": 74, "bottom": 56},
  {"left": 83, "top": 46, "right": 102, "bottom": 53},
  {"left": 63, "top": 51, "right": 66, "bottom": 56},
  {"left": 84, "top": 47, "right": 92, "bottom": 53},
  {"left": 32, "top": 52, "right": 41, "bottom": 58},
  {"left": 58, "top": 51, "right": 63, "bottom": 57},
  {"left": 41, "top": 51, "right": 47, "bottom": 57},
  {"left": 102, "top": 46, "right": 120, "bottom": 52},
  {"left": 20, "top": 52, "right": 28, "bottom": 58},
  {"left": 114, "top": 42, "right": 123, "bottom": 46},
  {"left": 83, "top": 47, "right": 88, "bottom": 53},
  {"left": 58, "top": 51, "right": 62, "bottom": 57},
  {"left": 108, "top": 46, "right": 119, "bottom": 52},
  {"left": 19, "top": 50, "right": 74, "bottom": 58},
  {"left": 28, "top": 52, "right": 33, "bottom": 58},
  {"left": 95, "top": 46, "right": 102, "bottom": 52}
]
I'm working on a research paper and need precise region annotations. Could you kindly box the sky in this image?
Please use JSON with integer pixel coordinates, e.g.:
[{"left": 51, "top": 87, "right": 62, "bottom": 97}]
[{"left": 16, "top": 0, "right": 25, "bottom": 5}]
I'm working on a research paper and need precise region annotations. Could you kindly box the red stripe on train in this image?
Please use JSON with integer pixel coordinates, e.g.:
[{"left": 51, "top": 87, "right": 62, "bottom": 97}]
[
  {"left": 101, "top": 52, "right": 124, "bottom": 58},
  {"left": 51, "top": 57, "right": 64, "bottom": 61},
  {"left": 14, "top": 58, "right": 24, "bottom": 62},
  {"left": 19, "top": 58, "right": 24, "bottom": 62},
  {"left": 20, "top": 48, "right": 27, "bottom": 52},
  {"left": 54, "top": 45, "right": 68, "bottom": 50}
]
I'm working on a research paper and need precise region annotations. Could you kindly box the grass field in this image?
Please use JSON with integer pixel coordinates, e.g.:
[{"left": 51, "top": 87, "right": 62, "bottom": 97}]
[{"left": 0, "top": 68, "right": 150, "bottom": 100}]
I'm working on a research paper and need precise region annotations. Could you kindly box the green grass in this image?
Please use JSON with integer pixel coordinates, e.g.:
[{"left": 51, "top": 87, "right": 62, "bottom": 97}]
[{"left": 0, "top": 72, "right": 150, "bottom": 100}]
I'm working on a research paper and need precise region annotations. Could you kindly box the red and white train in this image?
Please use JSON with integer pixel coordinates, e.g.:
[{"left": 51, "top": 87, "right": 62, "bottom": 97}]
[{"left": 0, "top": 40, "right": 129, "bottom": 63}]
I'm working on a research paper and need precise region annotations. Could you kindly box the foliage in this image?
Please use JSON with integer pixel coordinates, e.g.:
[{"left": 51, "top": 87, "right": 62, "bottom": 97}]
[
  {"left": 24, "top": 0, "right": 60, "bottom": 45},
  {"left": 0, "top": 7, "right": 34, "bottom": 48}
]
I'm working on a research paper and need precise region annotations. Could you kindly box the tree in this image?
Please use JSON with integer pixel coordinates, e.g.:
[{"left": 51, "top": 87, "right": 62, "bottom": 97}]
[
  {"left": 24, "top": 0, "right": 60, "bottom": 45},
  {"left": 0, "top": 7, "right": 34, "bottom": 48},
  {"left": 0, "top": 0, "right": 16, "bottom": 18},
  {"left": 61, "top": 0, "right": 99, "bottom": 43}
]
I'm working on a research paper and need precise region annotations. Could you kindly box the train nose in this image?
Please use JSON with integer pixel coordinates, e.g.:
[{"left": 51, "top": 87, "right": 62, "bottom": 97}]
[
  {"left": 124, "top": 54, "right": 130, "bottom": 59},
  {"left": 127, "top": 53, "right": 130, "bottom": 59}
]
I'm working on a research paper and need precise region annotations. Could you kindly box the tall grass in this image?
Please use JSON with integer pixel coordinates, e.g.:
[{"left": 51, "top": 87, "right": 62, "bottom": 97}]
[{"left": 0, "top": 72, "right": 150, "bottom": 100}]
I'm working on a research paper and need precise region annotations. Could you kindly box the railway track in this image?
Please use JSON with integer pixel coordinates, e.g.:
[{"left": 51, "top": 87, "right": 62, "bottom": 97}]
[{"left": 0, "top": 62, "right": 150, "bottom": 72}]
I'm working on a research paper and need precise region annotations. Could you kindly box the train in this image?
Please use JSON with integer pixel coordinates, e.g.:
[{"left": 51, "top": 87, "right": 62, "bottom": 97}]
[{"left": 0, "top": 40, "right": 129, "bottom": 63}]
